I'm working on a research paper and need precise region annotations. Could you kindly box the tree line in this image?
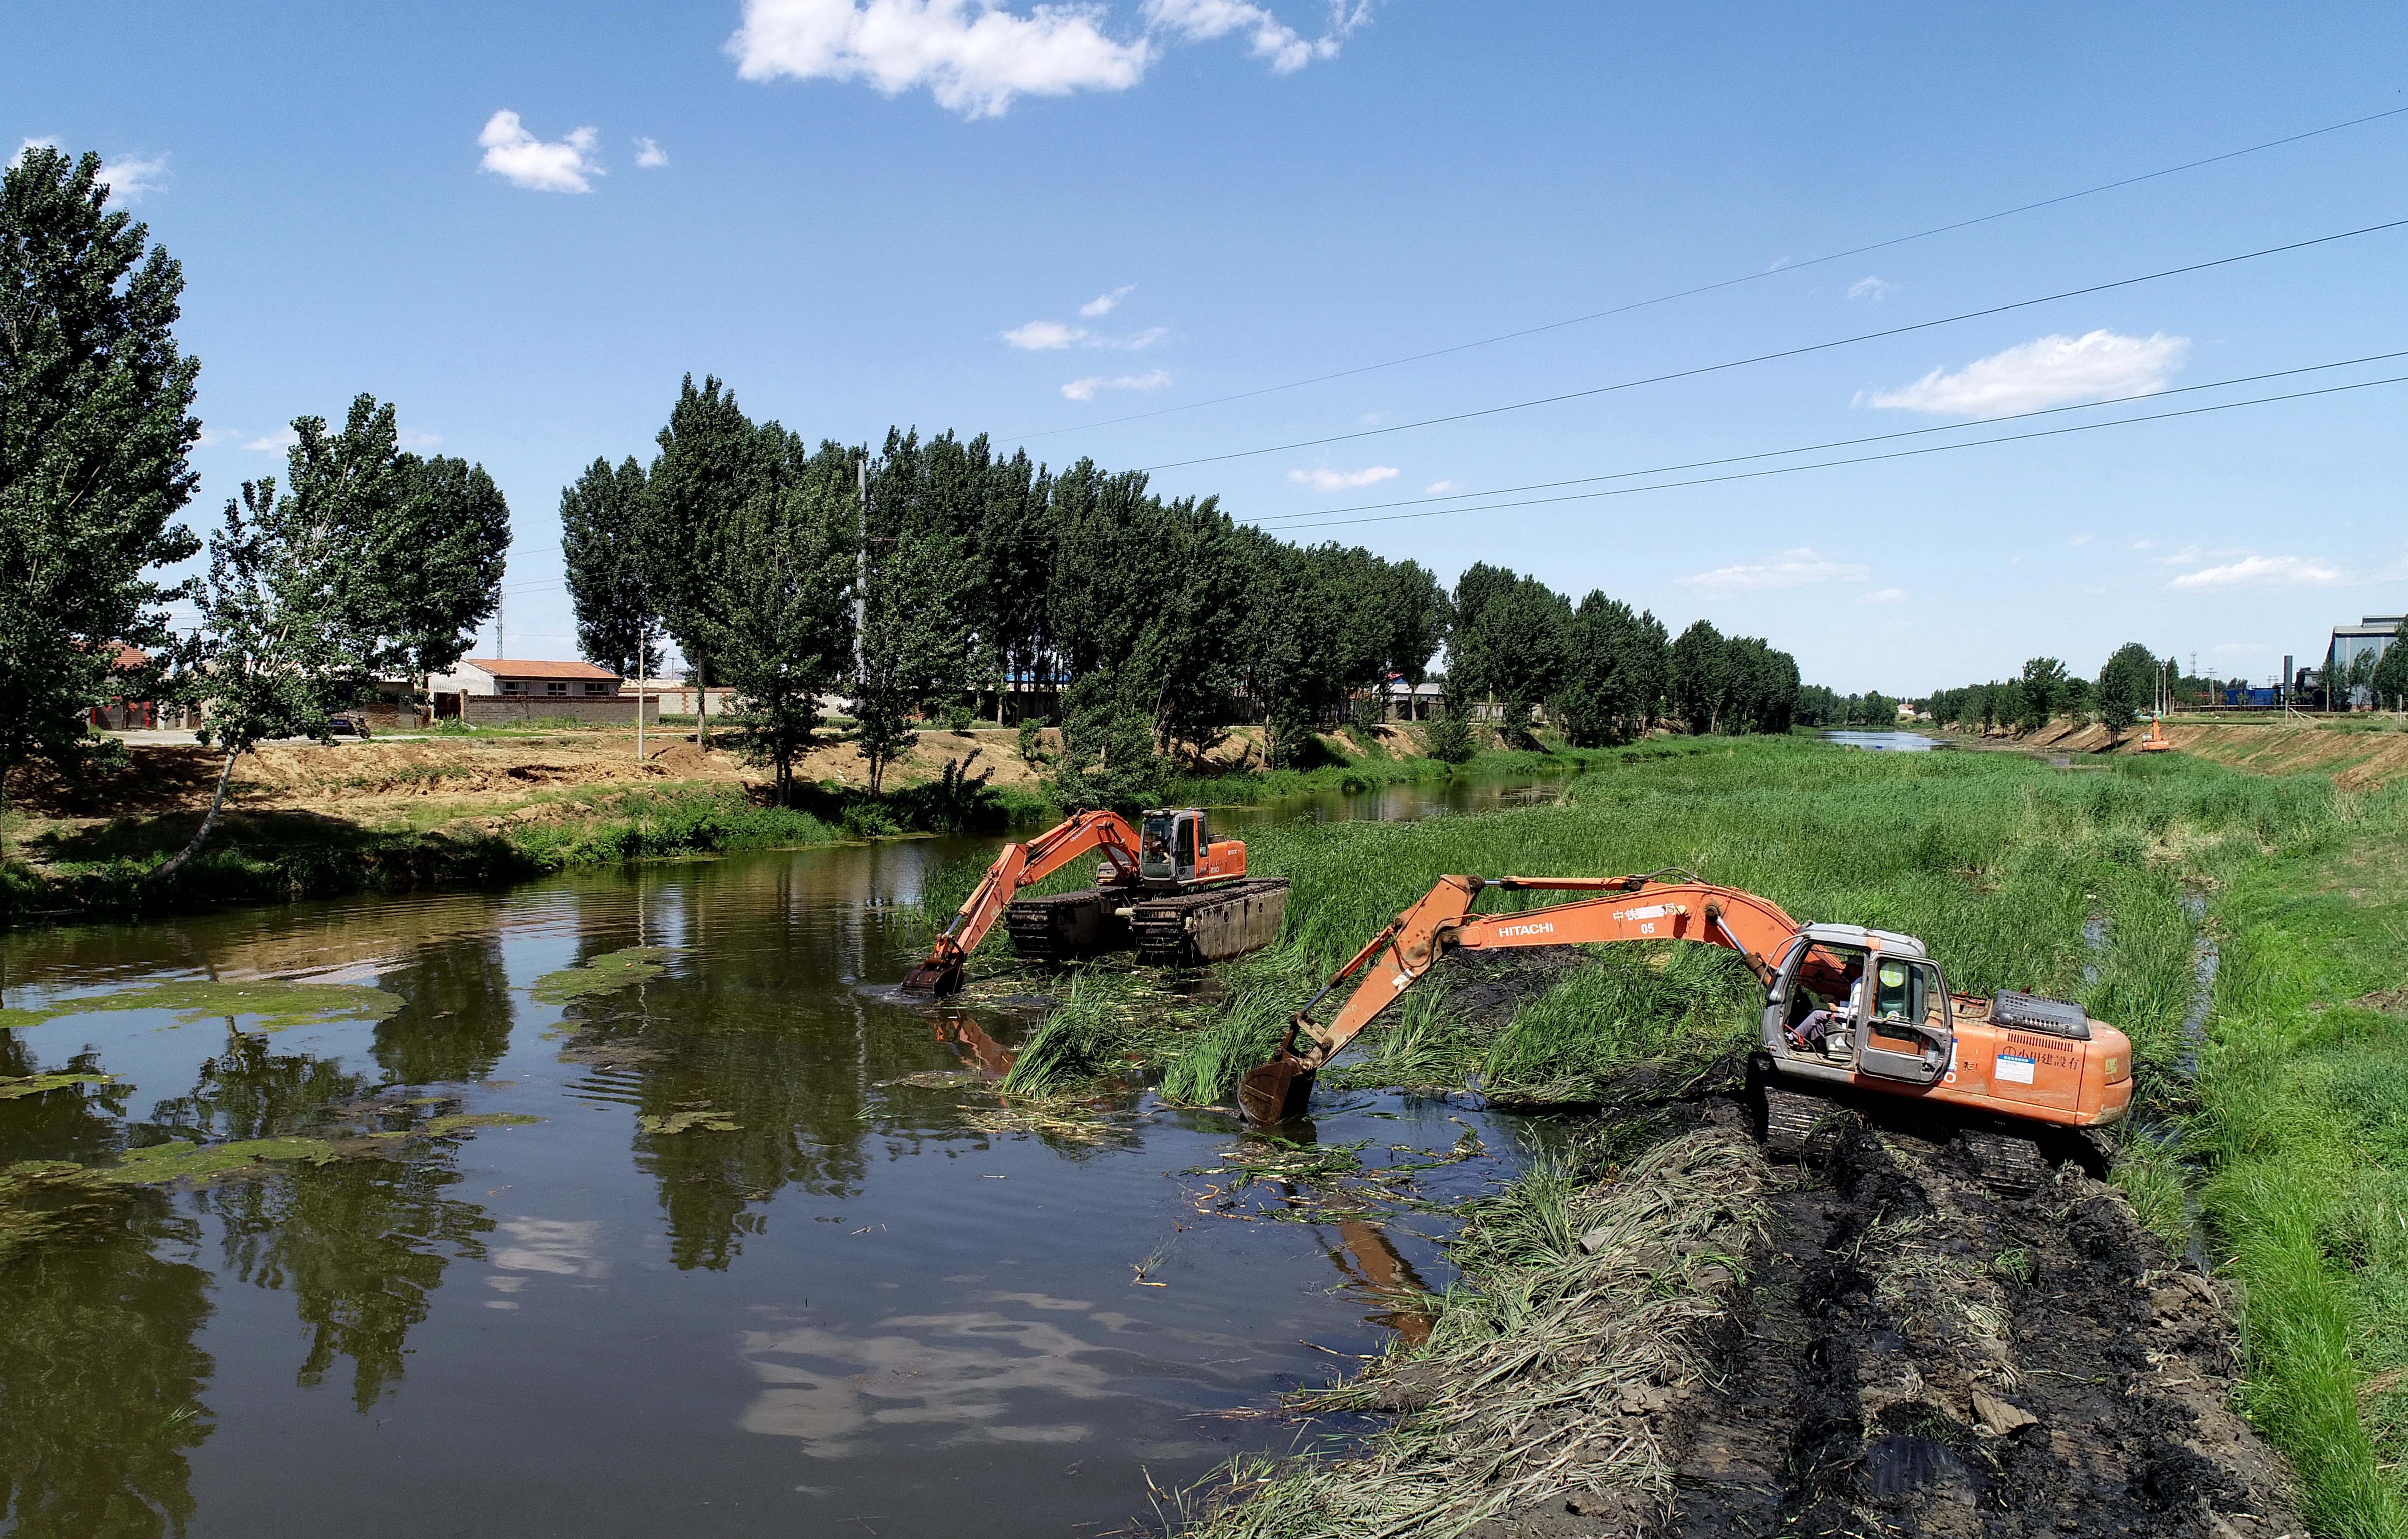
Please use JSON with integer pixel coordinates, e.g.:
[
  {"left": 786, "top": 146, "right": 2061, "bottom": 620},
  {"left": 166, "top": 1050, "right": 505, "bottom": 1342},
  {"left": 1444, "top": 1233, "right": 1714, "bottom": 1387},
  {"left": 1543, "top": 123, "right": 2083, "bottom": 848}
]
[
  {"left": 560, "top": 379, "right": 1810, "bottom": 801},
  {"left": 1922, "top": 643, "right": 2171, "bottom": 734}
]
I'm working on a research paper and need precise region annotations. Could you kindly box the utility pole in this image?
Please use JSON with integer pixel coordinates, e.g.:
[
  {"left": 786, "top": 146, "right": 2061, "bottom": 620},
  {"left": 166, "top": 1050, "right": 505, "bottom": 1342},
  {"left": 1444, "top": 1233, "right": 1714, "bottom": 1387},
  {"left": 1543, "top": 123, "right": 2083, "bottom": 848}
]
[
  {"left": 636, "top": 628, "right": 647, "bottom": 765},
  {"left": 495, "top": 598, "right": 505, "bottom": 661},
  {"left": 854, "top": 449, "right": 868, "bottom": 687}
]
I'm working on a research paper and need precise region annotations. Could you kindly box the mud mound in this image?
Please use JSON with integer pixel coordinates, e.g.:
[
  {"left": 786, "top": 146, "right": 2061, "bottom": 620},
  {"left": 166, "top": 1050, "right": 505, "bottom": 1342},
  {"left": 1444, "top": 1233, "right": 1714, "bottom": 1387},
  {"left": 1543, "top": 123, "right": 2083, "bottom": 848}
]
[{"left": 1651, "top": 1122, "right": 2299, "bottom": 1539}]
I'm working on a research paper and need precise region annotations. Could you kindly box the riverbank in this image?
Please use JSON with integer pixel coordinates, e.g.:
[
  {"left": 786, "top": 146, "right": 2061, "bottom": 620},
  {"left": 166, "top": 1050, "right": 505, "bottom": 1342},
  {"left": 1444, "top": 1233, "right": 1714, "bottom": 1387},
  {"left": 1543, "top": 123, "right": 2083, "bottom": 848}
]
[
  {"left": 0, "top": 720, "right": 1616, "bottom": 923},
  {"left": 996, "top": 734, "right": 2404, "bottom": 1536},
  {"left": 1949, "top": 712, "right": 2408, "bottom": 788}
]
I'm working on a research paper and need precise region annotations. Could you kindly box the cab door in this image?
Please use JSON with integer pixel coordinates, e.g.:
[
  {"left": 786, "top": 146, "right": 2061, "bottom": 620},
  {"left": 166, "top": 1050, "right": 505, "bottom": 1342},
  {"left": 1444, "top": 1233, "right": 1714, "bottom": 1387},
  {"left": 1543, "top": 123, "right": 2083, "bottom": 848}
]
[
  {"left": 1855, "top": 957, "right": 1952, "bottom": 1088},
  {"left": 1175, "top": 813, "right": 1200, "bottom": 882}
]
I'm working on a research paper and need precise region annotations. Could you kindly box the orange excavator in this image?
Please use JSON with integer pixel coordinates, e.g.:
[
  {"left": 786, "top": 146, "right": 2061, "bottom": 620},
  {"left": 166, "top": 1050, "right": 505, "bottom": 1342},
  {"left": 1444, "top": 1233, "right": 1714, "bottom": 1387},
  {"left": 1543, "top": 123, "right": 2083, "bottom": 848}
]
[
  {"left": 900, "top": 809, "right": 1289, "bottom": 995},
  {"left": 1239, "top": 871, "right": 2132, "bottom": 1185}
]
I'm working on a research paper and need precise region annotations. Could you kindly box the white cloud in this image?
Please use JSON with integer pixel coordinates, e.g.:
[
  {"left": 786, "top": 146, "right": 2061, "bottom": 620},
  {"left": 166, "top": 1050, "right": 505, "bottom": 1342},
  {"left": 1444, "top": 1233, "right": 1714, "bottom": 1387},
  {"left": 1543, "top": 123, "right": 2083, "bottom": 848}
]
[
  {"left": 400, "top": 430, "right": 444, "bottom": 450},
  {"left": 1004, "top": 319, "right": 1085, "bottom": 350},
  {"left": 1004, "top": 317, "right": 1164, "bottom": 351},
  {"left": 2168, "top": 554, "right": 2342, "bottom": 590},
  {"left": 478, "top": 110, "right": 603, "bottom": 193},
  {"left": 1425, "top": 479, "right": 1458, "bottom": 495},
  {"left": 18, "top": 140, "right": 173, "bottom": 201},
  {"left": 1863, "top": 330, "right": 2190, "bottom": 418},
  {"left": 1847, "top": 275, "right": 1896, "bottom": 302},
  {"left": 2069, "top": 534, "right": 2093, "bottom": 546},
  {"left": 1680, "top": 547, "right": 1870, "bottom": 591},
  {"left": 244, "top": 429, "right": 298, "bottom": 453},
  {"left": 727, "top": 0, "right": 1155, "bottom": 118},
  {"left": 1856, "top": 587, "right": 1907, "bottom": 605},
  {"left": 634, "top": 136, "right": 669, "bottom": 168},
  {"left": 1079, "top": 284, "right": 1135, "bottom": 317},
  {"left": 1060, "top": 369, "right": 1170, "bottom": 401},
  {"left": 1143, "top": 0, "right": 1373, "bottom": 73},
  {"left": 98, "top": 153, "right": 170, "bottom": 201},
  {"left": 2131, "top": 539, "right": 2154, "bottom": 550},
  {"left": 1287, "top": 464, "right": 1398, "bottom": 492}
]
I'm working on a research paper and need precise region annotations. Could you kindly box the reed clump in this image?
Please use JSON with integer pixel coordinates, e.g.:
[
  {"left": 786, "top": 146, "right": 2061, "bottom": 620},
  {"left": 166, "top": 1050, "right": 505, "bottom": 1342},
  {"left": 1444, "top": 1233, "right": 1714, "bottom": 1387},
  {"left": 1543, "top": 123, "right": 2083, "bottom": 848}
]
[{"left": 1182, "top": 1127, "right": 1771, "bottom": 1538}]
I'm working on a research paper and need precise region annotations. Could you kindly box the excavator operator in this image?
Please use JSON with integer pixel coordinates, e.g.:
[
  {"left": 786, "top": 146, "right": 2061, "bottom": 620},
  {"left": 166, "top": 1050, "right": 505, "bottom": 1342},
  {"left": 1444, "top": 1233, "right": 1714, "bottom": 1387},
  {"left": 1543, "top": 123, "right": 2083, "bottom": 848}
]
[{"left": 1786, "top": 955, "right": 1864, "bottom": 1054}]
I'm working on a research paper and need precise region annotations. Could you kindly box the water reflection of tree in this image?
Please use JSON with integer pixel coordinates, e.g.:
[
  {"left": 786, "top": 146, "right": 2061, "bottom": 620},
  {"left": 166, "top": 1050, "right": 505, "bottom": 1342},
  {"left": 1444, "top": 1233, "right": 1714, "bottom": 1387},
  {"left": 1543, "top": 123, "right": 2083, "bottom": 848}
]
[
  {"left": 0, "top": 1196, "right": 214, "bottom": 1539},
  {"left": 567, "top": 856, "right": 959, "bottom": 1272},
  {"left": 155, "top": 1032, "right": 496, "bottom": 1411},
  {"left": 0, "top": 1033, "right": 131, "bottom": 1166},
  {"left": 372, "top": 930, "right": 516, "bottom": 1085},
  {"left": 149, "top": 1028, "right": 371, "bottom": 1141},
  {"left": 208, "top": 1155, "right": 492, "bottom": 1411}
]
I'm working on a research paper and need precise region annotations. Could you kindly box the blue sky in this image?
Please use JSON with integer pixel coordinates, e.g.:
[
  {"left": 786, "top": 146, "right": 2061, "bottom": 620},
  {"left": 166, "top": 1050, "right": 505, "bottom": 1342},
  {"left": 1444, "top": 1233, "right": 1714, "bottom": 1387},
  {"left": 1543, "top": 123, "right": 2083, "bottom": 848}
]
[{"left": 13, "top": 1, "right": 2406, "bottom": 692}]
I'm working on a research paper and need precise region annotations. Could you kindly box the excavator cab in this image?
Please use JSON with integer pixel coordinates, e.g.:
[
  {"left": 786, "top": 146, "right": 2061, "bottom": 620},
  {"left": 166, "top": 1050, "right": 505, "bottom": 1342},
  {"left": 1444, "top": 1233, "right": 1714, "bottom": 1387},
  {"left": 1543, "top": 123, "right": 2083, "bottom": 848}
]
[
  {"left": 1139, "top": 810, "right": 1205, "bottom": 887},
  {"left": 1765, "top": 926, "right": 1952, "bottom": 1088}
]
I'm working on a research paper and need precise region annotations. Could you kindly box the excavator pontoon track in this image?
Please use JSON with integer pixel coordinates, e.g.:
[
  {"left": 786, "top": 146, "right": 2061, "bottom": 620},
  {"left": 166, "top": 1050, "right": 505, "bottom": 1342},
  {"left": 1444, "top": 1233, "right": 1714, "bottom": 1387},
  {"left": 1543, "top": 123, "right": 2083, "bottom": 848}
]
[
  {"left": 1129, "top": 879, "right": 1290, "bottom": 967},
  {"left": 1001, "top": 890, "right": 1128, "bottom": 966}
]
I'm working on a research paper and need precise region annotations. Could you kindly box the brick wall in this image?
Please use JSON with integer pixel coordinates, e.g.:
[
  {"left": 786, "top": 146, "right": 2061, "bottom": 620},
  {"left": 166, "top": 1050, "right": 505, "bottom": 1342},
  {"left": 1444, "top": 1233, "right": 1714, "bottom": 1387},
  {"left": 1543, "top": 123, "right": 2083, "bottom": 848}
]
[{"left": 461, "top": 697, "right": 659, "bottom": 726}]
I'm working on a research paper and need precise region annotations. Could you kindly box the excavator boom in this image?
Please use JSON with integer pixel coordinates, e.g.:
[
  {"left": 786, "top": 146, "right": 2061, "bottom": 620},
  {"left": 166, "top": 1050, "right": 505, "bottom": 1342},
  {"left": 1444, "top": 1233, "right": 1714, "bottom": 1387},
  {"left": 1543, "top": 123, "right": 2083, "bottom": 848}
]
[
  {"left": 900, "top": 811, "right": 1141, "bottom": 995},
  {"left": 1239, "top": 874, "right": 1797, "bottom": 1123}
]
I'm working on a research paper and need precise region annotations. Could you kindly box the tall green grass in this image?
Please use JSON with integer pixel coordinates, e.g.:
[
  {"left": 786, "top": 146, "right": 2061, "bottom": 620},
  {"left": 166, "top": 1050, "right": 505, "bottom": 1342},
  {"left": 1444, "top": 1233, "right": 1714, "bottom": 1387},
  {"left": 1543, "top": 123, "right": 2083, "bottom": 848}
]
[{"left": 998, "top": 975, "right": 1137, "bottom": 1096}]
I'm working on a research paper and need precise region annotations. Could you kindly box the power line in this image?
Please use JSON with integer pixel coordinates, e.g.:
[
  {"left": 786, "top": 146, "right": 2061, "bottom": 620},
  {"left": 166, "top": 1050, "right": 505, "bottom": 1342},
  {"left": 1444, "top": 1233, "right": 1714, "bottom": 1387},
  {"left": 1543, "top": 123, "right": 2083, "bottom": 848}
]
[
  {"left": 1253, "top": 372, "right": 2408, "bottom": 534},
  {"left": 1140, "top": 214, "right": 2408, "bottom": 472},
  {"left": 1247, "top": 348, "right": 2408, "bottom": 526},
  {"left": 1005, "top": 104, "right": 2408, "bottom": 443}
]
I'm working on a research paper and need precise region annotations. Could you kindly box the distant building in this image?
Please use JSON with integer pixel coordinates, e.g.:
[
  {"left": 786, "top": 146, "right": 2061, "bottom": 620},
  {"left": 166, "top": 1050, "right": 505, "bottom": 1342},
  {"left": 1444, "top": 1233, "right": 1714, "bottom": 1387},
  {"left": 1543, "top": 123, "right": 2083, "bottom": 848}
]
[
  {"left": 1381, "top": 677, "right": 1448, "bottom": 721},
  {"left": 429, "top": 658, "right": 653, "bottom": 725},
  {"left": 2324, "top": 615, "right": 2404, "bottom": 708},
  {"left": 87, "top": 642, "right": 160, "bottom": 730}
]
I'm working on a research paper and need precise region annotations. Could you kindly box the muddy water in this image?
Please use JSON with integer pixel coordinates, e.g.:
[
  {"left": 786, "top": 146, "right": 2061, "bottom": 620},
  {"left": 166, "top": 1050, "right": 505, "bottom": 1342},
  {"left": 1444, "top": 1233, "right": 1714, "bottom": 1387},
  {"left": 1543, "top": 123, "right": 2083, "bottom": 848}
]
[{"left": 0, "top": 781, "right": 1567, "bottom": 1539}]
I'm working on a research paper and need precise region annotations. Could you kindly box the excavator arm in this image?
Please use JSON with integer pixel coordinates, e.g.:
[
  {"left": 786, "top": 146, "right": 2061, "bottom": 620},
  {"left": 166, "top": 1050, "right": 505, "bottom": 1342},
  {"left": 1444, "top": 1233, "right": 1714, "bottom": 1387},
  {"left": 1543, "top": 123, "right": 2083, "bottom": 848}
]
[
  {"left": 1238, "top": 874, "right": 1801, "bottom": 1123},
  {"left": 900, "top": 810, "right": 1142, "bottom": 995}
]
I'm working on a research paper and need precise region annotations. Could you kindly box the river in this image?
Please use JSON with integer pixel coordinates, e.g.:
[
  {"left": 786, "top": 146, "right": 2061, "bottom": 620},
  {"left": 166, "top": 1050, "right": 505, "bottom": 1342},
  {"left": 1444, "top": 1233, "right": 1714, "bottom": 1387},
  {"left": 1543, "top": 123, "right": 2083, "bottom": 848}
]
[{"left": 0, "top": 770, "right": 1582, "bottom": 1539}]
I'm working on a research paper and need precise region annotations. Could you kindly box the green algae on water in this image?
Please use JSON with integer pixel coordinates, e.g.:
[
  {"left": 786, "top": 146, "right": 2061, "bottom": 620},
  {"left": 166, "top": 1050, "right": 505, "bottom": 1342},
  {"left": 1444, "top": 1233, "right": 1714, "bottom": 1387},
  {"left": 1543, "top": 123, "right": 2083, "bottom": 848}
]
[
  {"left": 422, "top": 1112, "right": 542, "bottom": 1136},
  {"left": 532, "top": 946, "right": 675, "bottom": 1005},
  {"left": 0, "top": 980, "right": 403, "bottom": 1035},
  {"left": 92, "top": 1136, "right": 343, "bottom": 1186},
  {"left": 640, "top": 1109, "right": 740, "bottom": 1135},
  {"left": 0, "top": 1072, "right": 120, "bottom": 1100}
]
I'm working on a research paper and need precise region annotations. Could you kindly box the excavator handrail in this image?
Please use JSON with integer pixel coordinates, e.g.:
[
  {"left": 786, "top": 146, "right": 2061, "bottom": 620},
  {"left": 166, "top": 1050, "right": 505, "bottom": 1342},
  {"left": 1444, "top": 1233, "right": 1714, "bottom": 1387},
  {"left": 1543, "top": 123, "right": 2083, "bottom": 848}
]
[
  {"left": 899, "top": 810, "right": 1144, "bottom": 995},
  {"left": 1239, "top": 873, "right": 1804, "bottom": 1123}
]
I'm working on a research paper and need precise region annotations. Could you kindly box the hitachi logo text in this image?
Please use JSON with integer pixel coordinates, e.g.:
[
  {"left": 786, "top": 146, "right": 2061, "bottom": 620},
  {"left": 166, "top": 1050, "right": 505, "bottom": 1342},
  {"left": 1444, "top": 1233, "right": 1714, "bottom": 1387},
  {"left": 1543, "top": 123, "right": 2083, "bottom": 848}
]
[{"left": 1495, "top": 922, "right": 1555, "bottom": 937}]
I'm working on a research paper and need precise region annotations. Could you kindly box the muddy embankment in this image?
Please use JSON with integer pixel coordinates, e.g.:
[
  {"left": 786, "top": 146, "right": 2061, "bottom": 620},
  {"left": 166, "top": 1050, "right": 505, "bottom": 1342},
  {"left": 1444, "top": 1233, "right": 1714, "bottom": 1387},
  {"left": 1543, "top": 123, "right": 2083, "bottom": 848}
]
[
  {"left": 1199, "top": 1094, "right": 2300, "bottom": 1539},
  {"left": 1958, "top": 716, "right": 2408, "bottom": 791}
]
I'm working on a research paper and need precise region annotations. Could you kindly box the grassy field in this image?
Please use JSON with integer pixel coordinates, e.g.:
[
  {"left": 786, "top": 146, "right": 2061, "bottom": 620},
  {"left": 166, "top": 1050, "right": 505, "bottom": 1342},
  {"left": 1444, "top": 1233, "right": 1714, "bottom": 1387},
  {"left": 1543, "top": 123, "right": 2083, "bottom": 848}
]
[{"left": 1123, "top": 734, "right": 2402, "bottom": 1536}]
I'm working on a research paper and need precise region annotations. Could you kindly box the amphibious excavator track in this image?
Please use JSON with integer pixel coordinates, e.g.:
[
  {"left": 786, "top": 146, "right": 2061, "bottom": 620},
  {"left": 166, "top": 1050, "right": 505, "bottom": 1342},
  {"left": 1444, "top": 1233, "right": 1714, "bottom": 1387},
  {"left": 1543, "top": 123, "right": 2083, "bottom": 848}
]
[{"left": 1003, "top": 879, "right": 1289, "bottom": 969}]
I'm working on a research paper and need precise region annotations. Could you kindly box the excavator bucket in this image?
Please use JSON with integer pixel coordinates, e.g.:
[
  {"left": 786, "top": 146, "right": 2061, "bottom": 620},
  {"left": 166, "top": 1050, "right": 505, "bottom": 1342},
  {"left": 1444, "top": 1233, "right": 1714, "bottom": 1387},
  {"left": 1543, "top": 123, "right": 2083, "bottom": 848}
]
[
  {"left": 1238, "top": 1054, "right": 1315, "bottom": 1125},
  {"left": 898, "top": 955, "right": 965, "bottom": 996}
]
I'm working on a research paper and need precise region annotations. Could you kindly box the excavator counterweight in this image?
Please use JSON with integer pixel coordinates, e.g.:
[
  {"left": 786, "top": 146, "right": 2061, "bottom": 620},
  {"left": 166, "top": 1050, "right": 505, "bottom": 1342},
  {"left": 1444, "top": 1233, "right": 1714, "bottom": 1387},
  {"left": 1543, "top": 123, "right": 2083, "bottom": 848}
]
[
  {"left": 901, "top": 808, "right": 1288, "bottom": 995},
  {"left": 1239, "top": 872, "right": 2133, "bottom": 1185}
]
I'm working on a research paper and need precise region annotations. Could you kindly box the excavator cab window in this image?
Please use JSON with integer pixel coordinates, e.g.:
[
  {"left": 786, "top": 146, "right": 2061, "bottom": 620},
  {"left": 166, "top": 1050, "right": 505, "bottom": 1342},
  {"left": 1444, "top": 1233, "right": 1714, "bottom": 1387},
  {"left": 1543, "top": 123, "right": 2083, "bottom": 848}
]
[
  {"left": 1140, "top": 814, "right": 1177, "bottom": 882},
  {"left": 1177, "top": 814, "right": 1200, "bottom": 878},
  {"left": 1871, "top": 959, "right": 1923, "bottom": 1026}
]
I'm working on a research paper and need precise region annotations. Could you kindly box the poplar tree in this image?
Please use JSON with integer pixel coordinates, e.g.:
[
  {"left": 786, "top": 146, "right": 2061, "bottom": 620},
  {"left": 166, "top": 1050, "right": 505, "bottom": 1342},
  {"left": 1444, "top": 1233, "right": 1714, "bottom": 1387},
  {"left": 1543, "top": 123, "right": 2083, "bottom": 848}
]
[
  {"left": 0, "top": 145, "right": 202, "bottom": 797},
  {"left": 642, "top": 376, "right": 766, "bottom": 748},
  {"left": 713, "top": 435, "right": 855, "bottom": 802},
  {"left": 561, "top": 455, "right": 659, "bottom": 678}
]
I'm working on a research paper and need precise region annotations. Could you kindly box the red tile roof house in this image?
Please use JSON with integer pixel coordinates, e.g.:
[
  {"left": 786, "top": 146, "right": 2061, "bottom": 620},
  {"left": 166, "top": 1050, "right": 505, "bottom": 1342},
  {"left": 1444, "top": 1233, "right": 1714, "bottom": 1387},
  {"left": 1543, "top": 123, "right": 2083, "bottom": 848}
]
[
  {"left": 427, "top": 659, "right": 659, "bottom": 726},
  {"left": 86, "top": 643, "right": 163, "bottom": 730}
]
